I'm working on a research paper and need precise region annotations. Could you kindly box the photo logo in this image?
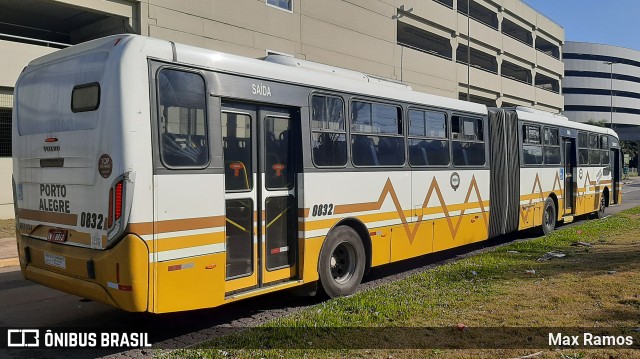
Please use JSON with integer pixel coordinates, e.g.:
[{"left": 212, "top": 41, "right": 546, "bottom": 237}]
[{"left": 7, "top": 329, "right": 40, "bottom": 347}]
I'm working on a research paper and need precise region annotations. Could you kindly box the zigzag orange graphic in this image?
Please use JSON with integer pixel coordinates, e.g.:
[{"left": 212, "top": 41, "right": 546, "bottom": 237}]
[
  {"left": 553, "top": 173, "right": 563, "bottom": 194},
  {"left": 334, "top": 176, "right": 488, "bottom": 244},
  {"left": 575, "top": 172, "right": 591, "bottom": 207},
  {"left": 520, "top": 172, "right": 563, "bottom": 223},
  {"left": 575, "top": 171, "right": 604, "bottom": 209},
  {"left": 520, "top": 168, "right": 605, "bottom": 220}
]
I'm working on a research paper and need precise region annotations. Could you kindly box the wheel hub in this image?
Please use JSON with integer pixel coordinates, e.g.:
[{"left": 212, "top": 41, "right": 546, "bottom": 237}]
[
  {"left": 544, "top": 206, "right": 553, "bottom": 227},
  {"left": 330, "top": 242, "right": 356, "bottom": 284}
]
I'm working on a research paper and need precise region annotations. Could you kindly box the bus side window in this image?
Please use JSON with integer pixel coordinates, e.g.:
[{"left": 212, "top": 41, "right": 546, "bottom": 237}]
[
  {"left": 311, "top": 95, "right": 347, "bottom": 167},
  {"left": 408, "top": 109, "right": 449, "bottom": 167},
  {"left": 265, "top": 116, "right": 293, "bottom": 190},
  {"left": 222, "top": 112, "right": 253, "bottom": 191},
  {"left": 543, "top": 127, "right": 561, "bottom": 165},
  {"left": 522, "top": 124, "right": 543, "bottom": 165},
  {"left": 588, "top": 133, "right": 600, "bottom": 165},
  {"left": 601, "top": 136, "right": 610, "bottom": 165},
  {"left": 578, "top": 132, "right": 589, "bottom": 165},
  {"left": 451, "top": 115, "right": 485, "bottom": 166},
  {"left": 157, "top": 69, "right": 209, "bottom": 168},
  {"left": 350, "top": 101, "right": 404, "bottom": 167}
]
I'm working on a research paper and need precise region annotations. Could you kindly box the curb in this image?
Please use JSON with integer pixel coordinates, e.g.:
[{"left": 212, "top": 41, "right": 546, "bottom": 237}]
[{"left": 0, "top": 257, "right": 19, "bottom": 268}]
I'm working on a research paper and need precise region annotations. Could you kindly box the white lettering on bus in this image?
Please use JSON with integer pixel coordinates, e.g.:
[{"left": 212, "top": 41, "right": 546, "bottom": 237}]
[{"left": 252, "top": 83, "right": 272, "bottom": 97}]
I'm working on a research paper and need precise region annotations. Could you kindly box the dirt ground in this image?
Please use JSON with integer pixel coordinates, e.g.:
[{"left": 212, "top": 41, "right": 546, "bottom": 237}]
[{"left": 0, "top": 218, "right": 16, "bottom": 238}]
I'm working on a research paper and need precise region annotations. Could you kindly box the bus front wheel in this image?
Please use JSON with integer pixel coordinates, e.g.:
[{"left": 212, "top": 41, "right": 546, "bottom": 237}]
[{"left": 318, "top": 226, "right": 366, "bottom": 298}]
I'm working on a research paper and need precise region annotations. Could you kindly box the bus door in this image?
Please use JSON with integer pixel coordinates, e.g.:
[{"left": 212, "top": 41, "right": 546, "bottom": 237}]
[
  {"left": 221, "top": 102, "right": 298, "bottom": 295},
  {"left": 563, "top": 138, "right": 576, "bottom": 214},
  {"left": 611, "top": 148, "right": 621, "bottom": 204}
]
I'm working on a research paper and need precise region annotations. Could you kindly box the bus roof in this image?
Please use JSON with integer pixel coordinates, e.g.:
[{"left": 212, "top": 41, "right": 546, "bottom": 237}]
[
  {"left": 26, "top": 34, "right": 487, "bottom": 116},
  {"left": 23, "top": 34, "right": 619, "bottom": 140},
  {"left": 172, "top": 38, "right": 488, "bottom": 115},
  {"left": 513, "top": 106, "right": 619, "bottom": 138}
]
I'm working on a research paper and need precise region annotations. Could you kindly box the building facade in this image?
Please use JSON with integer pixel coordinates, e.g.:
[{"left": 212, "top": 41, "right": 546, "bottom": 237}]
[
  {"left": 563, "top": 41, "right": 640, "bottom": 141},
  {"left": 0, "top": 0, "right": 564, "bottom": 218}
]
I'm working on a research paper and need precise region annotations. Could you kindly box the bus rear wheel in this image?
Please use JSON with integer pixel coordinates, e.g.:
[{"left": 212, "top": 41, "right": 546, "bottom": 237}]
[
  {"left": 539, "top": 197, "right": 556, "bottom": 236},
  {"left": 318, "top": 226, "right": 365, "bottom": 298},
  {"left": 594, "top": 194, "right": 606, "bottom": 219}
]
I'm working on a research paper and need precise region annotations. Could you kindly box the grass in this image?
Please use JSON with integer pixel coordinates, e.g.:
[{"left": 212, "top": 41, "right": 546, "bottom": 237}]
[
  {"left": 0, "top": 218, "right": 16, "bottom": 238},
  {"left": 167, "top": 207, "right": 640, "bottom": 359}
]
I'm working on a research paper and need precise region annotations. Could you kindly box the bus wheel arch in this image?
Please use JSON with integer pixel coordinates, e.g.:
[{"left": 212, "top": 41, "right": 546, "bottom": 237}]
[
  {"left": 318, "top": 219, "right": 370, "bottom": 298},
  {"left": 332, "top": 218, "right": 372, "bottom": 274}
]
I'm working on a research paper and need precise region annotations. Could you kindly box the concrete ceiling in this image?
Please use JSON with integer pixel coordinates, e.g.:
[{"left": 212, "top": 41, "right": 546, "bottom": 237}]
[{"left": 0, "top": 0, "right": 127, "bottom": 45}]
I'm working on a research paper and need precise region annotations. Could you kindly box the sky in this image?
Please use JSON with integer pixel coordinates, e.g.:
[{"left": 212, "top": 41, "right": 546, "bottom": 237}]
[{"left": 522, "top": 0, "right": 640, "bottom": 51}]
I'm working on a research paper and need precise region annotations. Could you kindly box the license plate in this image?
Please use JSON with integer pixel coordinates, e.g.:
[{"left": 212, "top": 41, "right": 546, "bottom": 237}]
[
  {"left": 44, "top": 252, "right": 66, "bottom": 269},
  {"left": 47, "top": 229, "right": 68, "bottom": 243}
]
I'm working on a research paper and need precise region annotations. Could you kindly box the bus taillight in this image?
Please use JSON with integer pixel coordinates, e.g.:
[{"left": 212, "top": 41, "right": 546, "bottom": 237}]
[
  {"left": 108, "top": 188, "right": 114, "bottom": 228},
  {"left": 115, "top": 181, "right": 123, "bottom": 220},
  {"left": 107, "top": 180, "right": 124, "bottom": 232}
]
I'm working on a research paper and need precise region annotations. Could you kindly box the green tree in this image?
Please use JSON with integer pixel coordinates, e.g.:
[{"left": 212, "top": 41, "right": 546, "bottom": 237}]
[
  {"left": 586, "top": 119, "right": 607, "bottom": 127},
  {"left": 621, "top": 141, "right": 637, "bottom": 158}
]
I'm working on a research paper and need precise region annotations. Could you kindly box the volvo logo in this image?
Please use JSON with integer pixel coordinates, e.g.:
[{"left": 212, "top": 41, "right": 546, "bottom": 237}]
[{"left": 44, "top": 146, "right": 60, "bottom": 152}]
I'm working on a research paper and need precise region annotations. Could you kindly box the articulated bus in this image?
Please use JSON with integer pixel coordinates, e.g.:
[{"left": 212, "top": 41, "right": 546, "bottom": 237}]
[{"left": 12, "top": 35, "right": 621, "bottom": 313}]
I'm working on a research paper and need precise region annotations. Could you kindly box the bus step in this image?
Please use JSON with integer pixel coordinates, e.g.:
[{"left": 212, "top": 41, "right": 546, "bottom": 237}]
[
  {"left": 563, "top": 215, "right": 574, "bottom": 223},
  {"left": 226, "top": 280, "right": 304, "bottom": 300}
]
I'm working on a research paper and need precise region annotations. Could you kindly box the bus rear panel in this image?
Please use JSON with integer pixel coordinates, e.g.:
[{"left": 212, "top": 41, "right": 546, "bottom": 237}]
[{"left": 13, "top": 36, "right": 149, "bottom": 312}]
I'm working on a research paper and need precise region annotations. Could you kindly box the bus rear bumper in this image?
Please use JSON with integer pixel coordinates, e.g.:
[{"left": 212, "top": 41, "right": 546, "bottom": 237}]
[
  {"left": 25, "top": 265, "right": 120, "bottom": 307},
  {"left": 17, "top": 234, "right": 150, "bottom": 312}
]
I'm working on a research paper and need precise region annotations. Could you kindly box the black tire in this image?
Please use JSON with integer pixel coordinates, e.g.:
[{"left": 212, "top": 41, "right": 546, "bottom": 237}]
[
  {"left": 594, "top": 193, "right": 606, "bottom": 219},
  {"left": 539, "top": 197, "right": 556, "bottom": 236},
  {"left": 318, "top": 226, "right": 366, "bottom": 298}
]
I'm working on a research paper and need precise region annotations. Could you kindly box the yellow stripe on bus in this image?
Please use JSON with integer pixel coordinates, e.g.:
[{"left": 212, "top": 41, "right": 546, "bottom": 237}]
[{"left": 154, "top": 232, "right": 226, "bottom": 253}]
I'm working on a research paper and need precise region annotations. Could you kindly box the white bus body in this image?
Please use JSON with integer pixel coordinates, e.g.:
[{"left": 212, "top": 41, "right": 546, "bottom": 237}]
[{"left": 12, "top": 35, "right": 621, "bottom": 313}]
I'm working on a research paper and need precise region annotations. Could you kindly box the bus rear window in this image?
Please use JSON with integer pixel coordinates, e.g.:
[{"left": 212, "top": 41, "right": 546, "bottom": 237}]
[
  {"left": 16, "top": 50, "right": 108, "bottom": 135},
  {"left": 71, "top": 83, "right": 100, "bottom": 112}
]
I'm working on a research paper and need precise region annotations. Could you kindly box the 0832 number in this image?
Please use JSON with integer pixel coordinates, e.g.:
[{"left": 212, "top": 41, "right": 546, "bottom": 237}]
[
  {"left": 80, "top": 212, "right": 104, "bottom": 229},
  {"left": 312, "top": 204, "right": 334, "bottom": 217}
]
